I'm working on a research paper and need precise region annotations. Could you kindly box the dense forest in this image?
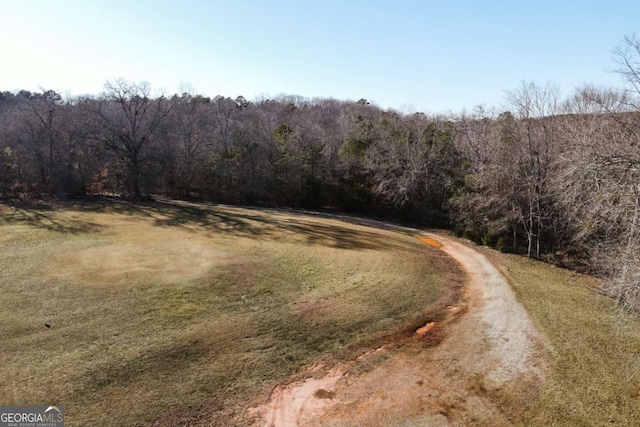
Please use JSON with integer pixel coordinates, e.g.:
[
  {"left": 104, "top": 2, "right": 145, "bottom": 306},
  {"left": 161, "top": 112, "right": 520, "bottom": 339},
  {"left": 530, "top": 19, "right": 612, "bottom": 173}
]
[{"left": 2, "top": 37, "right": 640, "bottom": 312}]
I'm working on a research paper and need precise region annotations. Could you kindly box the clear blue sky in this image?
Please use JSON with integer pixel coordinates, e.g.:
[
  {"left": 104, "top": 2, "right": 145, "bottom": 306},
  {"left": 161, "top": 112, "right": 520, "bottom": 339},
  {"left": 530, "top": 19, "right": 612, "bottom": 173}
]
[{"left": 1, "top": 0, "right": 638, "bottom": 113}]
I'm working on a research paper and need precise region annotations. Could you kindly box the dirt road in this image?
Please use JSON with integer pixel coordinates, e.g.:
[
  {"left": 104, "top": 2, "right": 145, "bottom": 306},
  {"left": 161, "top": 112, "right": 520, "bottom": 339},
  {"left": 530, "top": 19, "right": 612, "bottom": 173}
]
[{"left": 250, "top": 232, "right": 546, "bottom": 426}]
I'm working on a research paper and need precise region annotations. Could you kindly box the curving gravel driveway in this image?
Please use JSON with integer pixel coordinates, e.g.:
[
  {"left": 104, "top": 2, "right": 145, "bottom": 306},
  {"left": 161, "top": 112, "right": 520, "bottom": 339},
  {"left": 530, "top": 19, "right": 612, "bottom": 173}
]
[{"left": 251, "top": 230, "right": 547, "bottom": 426}]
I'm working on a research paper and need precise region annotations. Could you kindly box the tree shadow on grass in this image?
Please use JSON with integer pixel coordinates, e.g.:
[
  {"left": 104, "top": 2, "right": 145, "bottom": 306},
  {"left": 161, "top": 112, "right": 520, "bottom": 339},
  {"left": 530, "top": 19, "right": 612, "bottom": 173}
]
[
  {"left": 148, "top": 199, "right": 414, "bottom": 251},
  {"left": 77, "top": 198, "right": 414, "bottom": 251},
  {"left": 0, "top": 198, "right": 421, "bottom": 251},
  {"left": 0, "top": 200, "right": 105, "bottom": 234}
]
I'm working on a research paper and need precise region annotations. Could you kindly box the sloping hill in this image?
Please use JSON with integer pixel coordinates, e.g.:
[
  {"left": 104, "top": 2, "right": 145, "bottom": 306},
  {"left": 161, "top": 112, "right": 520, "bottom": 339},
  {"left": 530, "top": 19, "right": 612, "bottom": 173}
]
[
  {"left": 3, "top": 199, "right": 638, "bottom": 426},
  {"left": 0, "top": 199, "right": 462, "bottom": 426},
  {"left": 253, "top": 233, "right": 546, "bottom": 426}
]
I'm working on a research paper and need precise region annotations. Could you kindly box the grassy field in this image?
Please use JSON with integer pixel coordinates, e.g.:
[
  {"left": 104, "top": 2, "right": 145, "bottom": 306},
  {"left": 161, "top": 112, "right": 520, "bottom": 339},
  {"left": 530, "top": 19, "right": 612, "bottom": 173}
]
[
  {"left": 0, "top": 199, "right": 462, "bottom": 426},
  {"left": 482, "top": 248, "right": 640, "bottom": 426}
]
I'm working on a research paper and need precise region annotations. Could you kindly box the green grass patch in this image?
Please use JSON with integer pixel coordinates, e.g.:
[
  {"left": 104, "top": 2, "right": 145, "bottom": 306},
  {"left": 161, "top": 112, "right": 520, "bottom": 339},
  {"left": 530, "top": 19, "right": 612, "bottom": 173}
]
[
  {"left": 0, "top": 199, "right": 462, "bottom": 426},
  {"left": 482, "top": 249, "right": 640, "bottom": 426}
]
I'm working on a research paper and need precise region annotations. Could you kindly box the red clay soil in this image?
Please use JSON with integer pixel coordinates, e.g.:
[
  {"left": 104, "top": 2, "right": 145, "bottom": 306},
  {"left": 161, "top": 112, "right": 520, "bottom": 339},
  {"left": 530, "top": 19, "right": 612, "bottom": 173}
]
[{"left": 249, "top": 232, "right": 547, "bottom": 427}]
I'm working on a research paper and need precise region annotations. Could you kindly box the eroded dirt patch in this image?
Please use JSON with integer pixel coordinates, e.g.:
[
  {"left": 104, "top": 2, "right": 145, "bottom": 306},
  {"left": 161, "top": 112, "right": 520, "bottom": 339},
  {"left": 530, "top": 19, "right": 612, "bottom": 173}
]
[
  {"left": 250, "top": 366, "right": 344, "bottom": 427},
  {"left": 416, "top": 321, "right": 436, "bottom": 336},
  {"left": 250, "top": 232, "right": 547, "bottom": 426},
  {"left": 418, "top": 236, "right": 443, "bottom": 248}
]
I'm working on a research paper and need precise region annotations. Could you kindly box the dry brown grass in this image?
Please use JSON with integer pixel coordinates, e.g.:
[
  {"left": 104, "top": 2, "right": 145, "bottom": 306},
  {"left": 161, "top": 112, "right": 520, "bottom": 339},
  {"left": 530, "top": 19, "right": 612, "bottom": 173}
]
[
  {"left": 0, "top": 199, "right": 462, "bottom": 426},
  {"left": 481, "top": 248, "right": 640, "bottom": 426}
]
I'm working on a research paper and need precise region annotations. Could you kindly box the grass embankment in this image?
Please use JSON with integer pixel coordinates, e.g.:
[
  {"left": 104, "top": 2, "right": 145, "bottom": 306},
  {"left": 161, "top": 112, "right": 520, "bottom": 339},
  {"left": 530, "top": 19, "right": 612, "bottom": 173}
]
[
  {"left": 0, "top": 199, "right": 462, "bottom": 426},
  {"left": 483, "top": 249, "right": 640, "bottom": 426}
]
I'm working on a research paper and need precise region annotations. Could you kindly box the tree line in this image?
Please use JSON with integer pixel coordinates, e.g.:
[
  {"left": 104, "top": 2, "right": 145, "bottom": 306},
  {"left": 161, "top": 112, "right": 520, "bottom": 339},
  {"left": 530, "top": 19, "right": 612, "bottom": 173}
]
[
  {"left": 0, "top": 82, "right": 459, "bottom": 221},
  {"left": 2, "top": 36, "right": 640, "bottom": 311}
]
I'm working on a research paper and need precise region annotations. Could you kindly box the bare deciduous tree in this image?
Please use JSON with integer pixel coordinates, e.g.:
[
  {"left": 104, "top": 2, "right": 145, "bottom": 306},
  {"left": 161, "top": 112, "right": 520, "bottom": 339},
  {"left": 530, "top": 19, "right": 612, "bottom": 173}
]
[
  {"left": 165, "top": 92, "right": 212, "bottom": 198},
  {"left": 505, "top": 81, "right": 562, "bottom": 257},
  {"left": 86, "top": 79, "right": 175, "bottom": 199}
]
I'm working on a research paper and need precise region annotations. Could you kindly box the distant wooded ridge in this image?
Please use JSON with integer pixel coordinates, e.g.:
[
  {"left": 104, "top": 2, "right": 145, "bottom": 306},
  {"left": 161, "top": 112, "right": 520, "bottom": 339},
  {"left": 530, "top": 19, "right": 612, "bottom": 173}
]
[{"left": 2, "top": 36, "right": 640, "bottom": 312}]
